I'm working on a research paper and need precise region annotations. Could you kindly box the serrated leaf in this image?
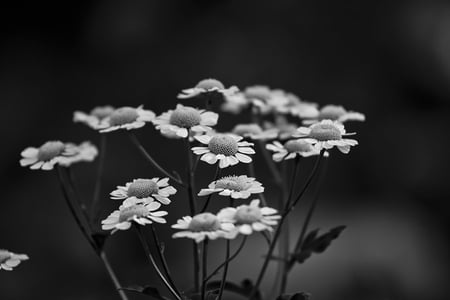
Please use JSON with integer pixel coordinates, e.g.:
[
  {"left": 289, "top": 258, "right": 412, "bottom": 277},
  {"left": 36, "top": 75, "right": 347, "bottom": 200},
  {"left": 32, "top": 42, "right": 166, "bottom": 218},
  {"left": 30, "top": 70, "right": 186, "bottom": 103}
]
[
  {"left": 276, "top": 292, "right": 311, "bottom": 300},
  {"left": 119, "top": 285, "right": 170, "bottom": 300}
]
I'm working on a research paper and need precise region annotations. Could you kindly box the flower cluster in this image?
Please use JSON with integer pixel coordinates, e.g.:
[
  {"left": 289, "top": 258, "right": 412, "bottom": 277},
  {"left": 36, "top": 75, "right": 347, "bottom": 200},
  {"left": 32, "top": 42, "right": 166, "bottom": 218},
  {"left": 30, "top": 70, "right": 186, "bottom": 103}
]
[{"left": 0, "top": 250, "right": 29, "bottom": 271}]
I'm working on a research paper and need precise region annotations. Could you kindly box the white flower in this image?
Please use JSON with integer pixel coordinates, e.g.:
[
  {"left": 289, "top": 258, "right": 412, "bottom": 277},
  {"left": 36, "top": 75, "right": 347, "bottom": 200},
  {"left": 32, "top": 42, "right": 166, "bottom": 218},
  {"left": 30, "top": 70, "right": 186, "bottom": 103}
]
[
  {"left": 73, "top": 106, "right": 115, "bottom": 129},
  {"left": 263, "top": 115, "right": 298, "bottom": 141},
  {"left": 58, "top": 142, "right": 98, "bottom": 166},
  {"left": 97, "top": 106, "right": 155, "bottom": 133},
  {"left": 231, "top": 123, "right": 278, "bottom": 141},
  {"left": 171, "top": 212, "right": 234, "bottom": 243},
  {"left": 0, "top": 249, "right": 29, "bottom": 271},
  {"left": 110, "top": 178, "right": 177, "bottom": 205},
  {"left": 153, "top": 104, "right": 218, "bottom": 139},
  {"left": 177, "top": 78, "right": 238, "bottom": 100},
  {"left": 221, "top": 92, "right": 249, "bottom": 114},
  {"left": 217, "top": 199, "right": 280, "bottom": 236},
  {"left": 192, "top": 134, "right": 255, "bottom": 168},
  {"left": 303, "top": 105, "right": 365, "bottom": 125},
  {"left": 294, "top": 120, "right": 358, "bottom": 154},
  {"left": 266, "top": 90, "right": 319, "bottom": 118},
  {"left": 266, "top": 139, "right": 321, "bottom": 162},
  {"left": 198, "top": 175, "right": 264, "bottom": 199},
  {"left": 20, "top": 141, "right": 78, "bottom": 171},
  {"left": 102, "top": 198, "right": 168, "bottom": 234}
]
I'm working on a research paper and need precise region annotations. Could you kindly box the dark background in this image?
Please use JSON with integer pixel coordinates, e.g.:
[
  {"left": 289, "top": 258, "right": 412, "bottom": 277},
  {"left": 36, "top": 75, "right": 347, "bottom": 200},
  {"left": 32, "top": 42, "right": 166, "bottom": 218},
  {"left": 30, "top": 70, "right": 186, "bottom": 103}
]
[{"left": 1, "top": 0, "right": 449, "bottom": 299}]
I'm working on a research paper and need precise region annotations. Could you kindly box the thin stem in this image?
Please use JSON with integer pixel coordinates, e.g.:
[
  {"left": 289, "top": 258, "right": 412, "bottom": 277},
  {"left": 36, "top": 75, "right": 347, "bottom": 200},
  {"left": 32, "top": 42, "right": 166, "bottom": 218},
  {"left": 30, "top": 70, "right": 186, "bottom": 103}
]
[
  {"left": 100, "top": 252, "right": 129, "bottom": 300},
  {"left": 66, "top": 167, "right": 88, "bottom": 217},
  {"left": 249, "top": 152, "right": 324, "bottom": 299},
  {"left": 248, "top": 161, "right": 267, "bottom": 207},
  {"left": 129, "top": 132, "right": 185, "bottom": 186},
  {"left": 200, "top": 165, "right": 221, "bottom": 213},
  {"left": 204, "top": 236, "right": 247, "bottom": 283},
  {"left": 201, "top": 239, "right": 209, "bottom": 300},
  {"left": 257, "top": 140, "right": 282, "bottom": 186},
  {"left": 217, "top": 198, "right": 234, "bottom": 300},
  {"left": 135, "top": 226, "right": 182, "bottom": 300},
  {"left": 150, "top": 225, "right": 181, "bottom": 296},
  {"left": 90, "top": 134, "right": 107, "bottom": 225}
]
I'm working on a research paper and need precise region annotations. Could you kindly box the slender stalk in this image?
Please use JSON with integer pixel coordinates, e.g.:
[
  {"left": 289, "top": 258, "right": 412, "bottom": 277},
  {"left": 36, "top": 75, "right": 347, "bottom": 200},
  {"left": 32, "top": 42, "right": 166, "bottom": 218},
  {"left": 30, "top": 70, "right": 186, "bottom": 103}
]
[
  {"left": 135, "top": 226, "right": 182, "bottom": 300},
  {"left": 248, "top": 161, "right": 267, "bottom": 207},
  {"left": 200, "top": 165, "right": 221, "bottom": 213},
  {"left": 129, "top": 132, "right": 184, "bottom": 186},
  {"left": 217, "top": 199, "right": 234, "bottom": 300},
  {"left": 257, "top": 140, "right": 282, "bottom": 186},
  {"left": 100, "top": 252, "right": 129, "bottom": 300},
  {"left": 201, "top": 239, "right": 209, "bottom": 300},
  {"left": 66, "top": 167, "right": 88, "bottom": 217},
  {"left": 90, "top": 134, "right": 107, "bottom": 224},
  {"left": 249, "top": 152, "right": 324, "bottom": 299},
  {"left": 150, "top": 225, "right": 180, "bottom": 296}
]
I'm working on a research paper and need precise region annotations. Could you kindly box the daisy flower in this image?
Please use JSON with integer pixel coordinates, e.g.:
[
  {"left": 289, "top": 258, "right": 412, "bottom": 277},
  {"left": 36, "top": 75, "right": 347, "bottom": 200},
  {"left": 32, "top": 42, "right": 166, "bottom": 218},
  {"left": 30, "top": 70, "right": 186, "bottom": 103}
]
[
  {"left": 101, "top": 198, "right": 168, "bottom": 234},
  {"left": 266, "top": 139, "right": 321, "bottom": 162},
  {"left": 295, "top": 120, "right": 358, "bottom": 154},
  {"left": 97, "top": 106, "right": 155, "bottom": 133},
  {"left": 153, "top": 104, "right": 218, "bottom": 138},
  {"left": 198, "top": 175, "right": 264, "bottom": 199},
  {"left": 303, "top": 104, "right": 365, "bottom": 125},
  {"left": 177, "top": 78, "right": 238, "bottom": 100},
  {"left": 58, "top": 142, "right": 98, "bottom": 166},
  {"left": 73, "top": 106, "right": 115, "bottom": 129},
  {"left": 0, "top": 249, "right": 29, "bottom": 271},
  {"left": 217, "top": 199, "right": 280, "bottom": 236},
  {"left": 192, "top": 134, "right": 255, "bottom": 168},
  {"left": 110, "top": 178, "right": 176, "bottom": 205},
  {"left": 231, "top": 123, "right": 278, "bottom": 141},
  {"left": 263, "top": 115, "right": 298, "bottom": 141},
  {"left": 221, "top": 92, "right": 249, "bottom": 114},
  {"left": 20, "top": 141, "right": 78, "bottom": 171},
  {"left": 171, "top": 212, "right": 234, "bottom": 243}
]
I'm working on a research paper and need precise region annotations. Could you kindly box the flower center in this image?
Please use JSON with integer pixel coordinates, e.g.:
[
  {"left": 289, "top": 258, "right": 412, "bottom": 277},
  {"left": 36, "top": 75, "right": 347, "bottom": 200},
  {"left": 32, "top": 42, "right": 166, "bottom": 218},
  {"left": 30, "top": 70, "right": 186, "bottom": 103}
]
[
  {"left": 284, "top": 140, "right": 314, "bottom": 153},
  {"left": 109, "top": 107, "right": 139, "bottom": 126},
  {"left": 233, "top": 124, "right": 263, "bottom": 136},
  {"left": 119, "top": 205, "right": 149, "bottom": 222},
  {"left": 208, "top": 135, "right": 239, "bottom": 156},
  {"left": 215, "top": 176, "right": 249, "bottom": 191},
  {"left": 169, "top": 106, "right": 202, "bottom": 128},
  {"left": 309, "top": 124, "right": 342, "bottom": 141},
  {"left": 90, "top": 106, "right": 115, "bottom": 119},
  {"left": 196, "top": 78, "right": 225, "bottom": 90},
  {"left": 37, "top": 141, "right": 65, "bottom": 161},
  {"left": 128, "top": 179, "right": 159, "bottom": 198},
  {"left": 318, "top": 105, "right": 346, "bottom": 120},
  {"left": 0, "top": 250, "right": 11, "bottom": 263},
  {"left": 244, "top": 86, "right": 272, "bottom": 101},
  {"left": 235, "top": 206, "right": 263, "bottom": 224},
  {"left": 189, "top": 213, "right": 221, "bottom": 232}
]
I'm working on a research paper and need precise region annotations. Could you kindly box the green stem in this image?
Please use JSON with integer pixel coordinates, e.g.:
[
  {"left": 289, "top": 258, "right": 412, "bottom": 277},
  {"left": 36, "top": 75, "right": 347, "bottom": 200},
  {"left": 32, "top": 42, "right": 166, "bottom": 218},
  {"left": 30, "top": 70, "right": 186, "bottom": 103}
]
[
  {"left": 201, "top": 239, "right": 209, "bottom": 300},
  {"left": 248, "top": 161, "right": 267, "bottom": 207},
  {"left": 217, "top": 199, "right": 234, "bottom": 300},
  {"left": 90, "top": 134, "right": 107, "bottom": 225},
  {"left": 100, "top": 252, "right": 129, "bottom": 300},
  {"left": 200, "top": 165, "right": 221, "bottom": 213}
]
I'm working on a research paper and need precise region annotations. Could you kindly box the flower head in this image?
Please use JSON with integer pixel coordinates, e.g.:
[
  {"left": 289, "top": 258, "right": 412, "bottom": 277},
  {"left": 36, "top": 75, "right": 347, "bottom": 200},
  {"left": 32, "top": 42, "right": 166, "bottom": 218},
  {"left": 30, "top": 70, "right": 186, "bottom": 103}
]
[
  {"left": 20, "top": 141, "right": 76, "bottom": 170},
  {"left": 97, "top": 106, "right": 155, "bottom": 133},
  {"left": 0, "top": 249, "right": 29, "bottom": 271},
  {"left": 262, "top": 89, "right": 318, "bottom": 118},
  {"left": 153, "top": 104, "right": 218, "bottom": 138},
  {"left": 74, "top": 106, "right": 115, "bottom": 129},
  {"left": 178, "top": 78, "right": 238, "bottom": 100},
  {"left": 198, "top": 175, "right": 264, "bottom": 199},
  {"left": 171, "top": 212, "right": 234, "bottom": 243},
  {"left": 231, "top": 123, "right": 278, "bottom": 141},
  {"left": 58, "top": 142, "right": 98, "bottom": 166},
  {"left": 102, "top": 198, "right": 168, "bottom": 234},
  {"left": 295, "top": 120, "right": 358, "bottom": 153},
  {"left": 110, "top": 178, "right": 176, "bottom": 205},
  {"left": 263, "top": 115, "right": 299, "bottom": 141},
  {"left": 192, "top": 134, "right": 255, "bottom": 168},
  {"left": 303, "top": 105, "right": 365, "bottom": 125},
  {"left": 266, "top": 139, "right": 321, "bottom": 162},
  {"left": 217, "top": 199, "right": 280, "bottom": 236}
]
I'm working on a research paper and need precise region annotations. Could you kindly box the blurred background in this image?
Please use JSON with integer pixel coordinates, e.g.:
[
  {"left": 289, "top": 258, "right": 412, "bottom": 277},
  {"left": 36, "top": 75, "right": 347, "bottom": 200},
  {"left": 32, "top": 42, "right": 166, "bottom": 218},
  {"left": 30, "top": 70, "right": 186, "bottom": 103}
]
[{"left": 1, "top": 0, "right": 449, "bottom": 299}]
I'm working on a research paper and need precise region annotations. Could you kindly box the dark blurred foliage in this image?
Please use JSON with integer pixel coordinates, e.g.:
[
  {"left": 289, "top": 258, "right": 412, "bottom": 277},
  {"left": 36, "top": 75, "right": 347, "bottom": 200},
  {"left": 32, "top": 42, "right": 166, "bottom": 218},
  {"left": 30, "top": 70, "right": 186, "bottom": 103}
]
[{"left": 1, "top": 0, "right": 449, "bottom": 299}]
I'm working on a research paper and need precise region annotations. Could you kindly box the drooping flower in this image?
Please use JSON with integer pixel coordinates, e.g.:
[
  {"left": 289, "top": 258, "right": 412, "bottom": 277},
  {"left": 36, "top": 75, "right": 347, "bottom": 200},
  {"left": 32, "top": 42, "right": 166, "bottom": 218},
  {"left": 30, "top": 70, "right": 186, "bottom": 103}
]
[
  {"left": 110, "top": 178, "right": 176, "bottom": 205},
  {"left": 0, "top": 249, "right": 29, "bottom": 271},
  {"left": 102, "top": 198, "right": 168, "bottom": 234},
  {"left": 198, "top": 175, "right": 264, "bottom": 199},
  {"left": 171, "top": 212, "right": 234, "bottom": 243},
  {"left": 177, "top": 78, "right": 238, "bottom": 100},
  {"left": 266, "top": 139, "right": 321, "bottom": 162},
  {"left": 217, "top": 199, "right": 280, "bottom": 236},
  {"left": 58, "top": 142, "right": 98, "bottom": 166},
  {"left": 231, "top": 123, "right": 278, "bottom": 141},
  {"left": 153, "top": 104, "right": 218, "bottom": 139},
  {"left": 20, "top": 141, "right": 76, "bottom": 171},
  {"left": 97, "top": 106, "right": 155, "bottom": 133},
  {"left": 73, "top": 106, "right": 115, "bottom": 129},
  {"left": 303, "top": 104, "right": 365, "bottom": 125},
  {"left": 295, "top": 119, "right": 358, "bottom": 153},
  {"left": 191, "top": 134, "right": 255, "bottom": 168}
]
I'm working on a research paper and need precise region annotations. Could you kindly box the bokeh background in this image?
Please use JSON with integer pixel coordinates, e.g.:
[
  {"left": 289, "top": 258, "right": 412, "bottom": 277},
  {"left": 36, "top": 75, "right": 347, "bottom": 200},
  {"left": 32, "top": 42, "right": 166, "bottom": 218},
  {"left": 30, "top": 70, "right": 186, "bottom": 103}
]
[{"left": 1, "top": 0, "right": 449, "bottom": 299}]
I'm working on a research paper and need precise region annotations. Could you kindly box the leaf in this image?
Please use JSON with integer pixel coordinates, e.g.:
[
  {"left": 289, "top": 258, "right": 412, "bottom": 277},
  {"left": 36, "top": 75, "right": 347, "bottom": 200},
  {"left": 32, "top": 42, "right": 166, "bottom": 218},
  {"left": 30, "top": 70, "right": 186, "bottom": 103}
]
[
  {"left": 206, "top": 279, "right": 262, "bottom": 300},
  {"left": 119, "top": 285, "right": 170, "bottom": 300},
  {"left": 276, "top": 292, "right": 311, "bottom": 300},
  {"left": 294, "top": 226, "right": 346, "bottom": 264}
]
